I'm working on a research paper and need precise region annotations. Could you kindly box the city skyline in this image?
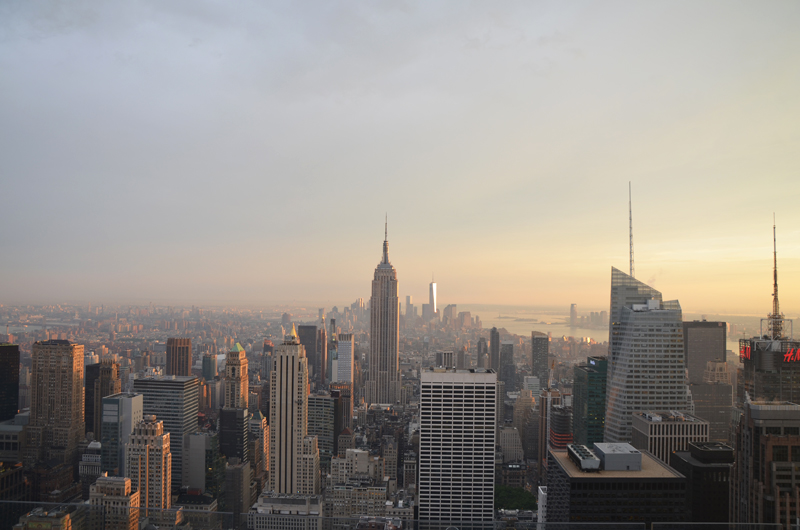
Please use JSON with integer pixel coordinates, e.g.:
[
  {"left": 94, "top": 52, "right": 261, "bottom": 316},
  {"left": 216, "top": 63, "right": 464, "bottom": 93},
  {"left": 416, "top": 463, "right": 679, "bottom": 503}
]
[{"left": 1, "top": 2, "right": 799, "bottom": 314}]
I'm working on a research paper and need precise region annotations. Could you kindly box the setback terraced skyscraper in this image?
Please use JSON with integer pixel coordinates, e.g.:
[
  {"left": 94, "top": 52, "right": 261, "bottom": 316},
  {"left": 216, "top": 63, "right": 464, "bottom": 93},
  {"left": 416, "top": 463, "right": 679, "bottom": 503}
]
[{"left": 366, "top": 225, "right": 401, "bottom": 405}]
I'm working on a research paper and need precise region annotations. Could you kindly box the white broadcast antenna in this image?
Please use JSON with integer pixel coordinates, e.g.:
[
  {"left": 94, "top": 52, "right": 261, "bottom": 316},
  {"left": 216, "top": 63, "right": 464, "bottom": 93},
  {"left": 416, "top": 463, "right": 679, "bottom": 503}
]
[{"left": 629, "top": 182, "right": 635, "bottom": 278}]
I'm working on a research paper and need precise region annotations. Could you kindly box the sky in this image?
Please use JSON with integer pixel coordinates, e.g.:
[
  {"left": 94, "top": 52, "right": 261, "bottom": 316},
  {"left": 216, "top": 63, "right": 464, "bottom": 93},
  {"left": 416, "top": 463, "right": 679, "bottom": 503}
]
[{"left": 1, "top": 1, "right": 799, "bottom": 316}]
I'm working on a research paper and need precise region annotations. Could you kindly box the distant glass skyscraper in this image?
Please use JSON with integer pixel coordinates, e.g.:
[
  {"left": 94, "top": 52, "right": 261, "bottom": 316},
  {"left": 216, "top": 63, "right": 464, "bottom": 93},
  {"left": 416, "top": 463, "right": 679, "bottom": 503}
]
[
  {"left": 489, "top": 327, "right": 501, "bottom": 372},
  {"left": 0, "top": 344, "right": 20, "bottom": 422},
  {"left": 572, "top": 356, "right": 607, "bottom": 446},
  {"left": 366, "top": 227, "right": 401, "bottom": 405},
  {"left": 531, "top": 332, "right": 549, "bottom": 386},
  {"left": 605, "top": 268, "right": 690, "bottom": 443}
]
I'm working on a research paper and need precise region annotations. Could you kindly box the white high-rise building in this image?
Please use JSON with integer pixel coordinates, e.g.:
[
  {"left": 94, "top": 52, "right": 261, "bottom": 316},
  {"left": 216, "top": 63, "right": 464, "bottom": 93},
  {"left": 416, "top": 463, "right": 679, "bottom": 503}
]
[
  {"left": 604, "top": 268, "right": 691, "bottom": 442},
  {"left": 269, "top": 326, "right": 314, "bottom": 494},
  {"left": 336, "top": 334, "right": 354, "bottom": 383},
  {"left": 419, "top": 368, "right": 496, "bottom": 528},
  {"left": 125, "top": 415, "right": 172, "bottom": 513},
  {"left": 366, "top": 226, "right": 401, "bottom": 405}
]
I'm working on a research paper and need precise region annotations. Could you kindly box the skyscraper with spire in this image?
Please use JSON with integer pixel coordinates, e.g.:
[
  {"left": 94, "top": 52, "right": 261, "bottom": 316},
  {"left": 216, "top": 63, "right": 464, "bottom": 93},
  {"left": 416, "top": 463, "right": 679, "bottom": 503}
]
[
  {"left": 739, "top": 221, "right": 800, "bottom": 403},
  {"left": 366, "top": 221, "right": 401, "bottom": 405}
]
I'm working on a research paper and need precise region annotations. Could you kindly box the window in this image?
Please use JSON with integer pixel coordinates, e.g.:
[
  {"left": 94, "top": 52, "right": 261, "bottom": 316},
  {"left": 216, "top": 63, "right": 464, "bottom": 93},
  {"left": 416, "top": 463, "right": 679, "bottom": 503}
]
[{"left": 774, "top": 446, "right": 789, "bottom": 462}]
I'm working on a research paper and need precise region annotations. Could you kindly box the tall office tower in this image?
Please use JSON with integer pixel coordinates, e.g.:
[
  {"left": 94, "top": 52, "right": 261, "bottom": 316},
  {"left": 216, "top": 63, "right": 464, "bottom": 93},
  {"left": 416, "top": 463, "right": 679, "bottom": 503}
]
[
  {"left": 330, "top": 382, "right": 353, "bottom": 455},
  {"left": 572, "top": 356, "right": 607, "bottom": 446},
  {"left": 607, "top": 267, "right": 662, "bottom": 390},
  {"left": 336, "top": 333, "right": 355, "bottom": 383},
  {"left": 631, "top": 411, "right": 709, "bottom": 464},
  {"left": 429, "top": 279, "right": 438, "bottom": 316},
  {"left": 78, "top": 441, "right": 102, "bottom": 500},
  {"left": 691, "top": 361, "right": 733, "bottom": 442},
  {"left": 476, "top": 338, "right": 488, "bottom": 369},
  {"left": 85, "top": 363, "right": 101, "bottom": 436},
  {"left": 165, "top": 337, "right": 192, "bottom": 377},
  {"left": 224, "top": 458, "right": 253, "bottom": 521},
  {"left": 125, "top": 415, "right": 172, "bottom": 513},
  {"left": 456, "top": 347, "right": 467, "bottom": 370},
  {"left": 569, "top": 304, "right": 578, "bottom": 327},
  {"left": 249, "top": 411, "right": 269, "bottom": 486},
  {"left": 419, "top": 368, "right": 496, "bottom": 529},
  {"left": 731, "top": 400, "right": 800, "bottom": 526},
  {"left": 0, "top": 344, "right": 20, "bottom": 422},
  {"left": 489, "top": 327, "right": 501, "bottom": 371},
  {"left": 93, "top": 360, "right": 122, "bottom": 438},
  {"left": 297, "top": 325, "right": 318, "bottom": 384},
  {"left": 225, "top": 342, "right": 249, "bottom": 409},
  {"left": 405, "top": 295, "right": 414, "bottom": 323},
  {"left": 202, "top": 353, "right": 217, "bottom": 381},
  {"left": 133, "top": 375, "right": 199, "bottom": 491},
  {"left": 670, "top": 441, "right": 734, "bottom": 523},
  {"left": 269, "top": 326, "right": 310, "bottom": 494},
  {"left": 604, "top": 269, "right": 690, "bottom": 443},
  {"left": 381, "top": 435, "right": 399, "bottom": 481},
  {"left": 101, "top": 392, "right": 143, "bottom": 476},
  {"left": 513, "top": 390, "right": 536, "bottom": 458},
  {"left": 683, "top": 321, "right": 726, "bottom": 384},
  {"left": 366, "top": 228, "right": 401, "bottom": 406},
  {"left": 537, "top": 388, "right": 563, "bottom": 482},
  {"left": 327, "top": 319, "right": 338, "bottom": 385},
  {"left": 316, "top": 325, "right": 328, "bottom": 386},
  {"left": 531, "top": 332, "right": 549, "bottom": 387},
  {"left": 549, "top": 406, "right": 573, "bottom": 451},
  {"left": 25, "top": 340, "right": 85, "bottom": 467},
  {"left": 219, "top": 407, "right": 250, "bottom": 463},
  {"left": 185, "top": 433, "right": 226, "bottom": 498},
  {"left": 307, "top": 394, "right": 334, "bottom": 473},
  {"left": 299, "top": 436, "right": 321, "bottom": 495},
  {"left": 499, "top": 341, "right": 516, "bottom": 391},
  {"left": 89, "top": 475, "right": 140, "bottom": 530}
]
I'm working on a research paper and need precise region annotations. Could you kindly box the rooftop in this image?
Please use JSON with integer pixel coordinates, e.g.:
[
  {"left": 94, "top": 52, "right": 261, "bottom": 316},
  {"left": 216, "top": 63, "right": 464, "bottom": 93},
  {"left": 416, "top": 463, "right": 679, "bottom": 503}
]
[{"left": 552, "top": 449, "right": 683, "bottom": 480}]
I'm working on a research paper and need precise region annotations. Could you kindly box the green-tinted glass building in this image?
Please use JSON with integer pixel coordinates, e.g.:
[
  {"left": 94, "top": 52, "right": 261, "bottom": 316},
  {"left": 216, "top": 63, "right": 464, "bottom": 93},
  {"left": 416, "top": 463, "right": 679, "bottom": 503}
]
[{"left": 573, "top": 356, "right": 607, "bottom": 446}]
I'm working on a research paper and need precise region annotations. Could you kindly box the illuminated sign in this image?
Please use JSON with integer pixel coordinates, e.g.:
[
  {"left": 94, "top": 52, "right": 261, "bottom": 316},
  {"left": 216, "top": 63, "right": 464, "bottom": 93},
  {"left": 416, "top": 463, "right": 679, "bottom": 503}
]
[
  {"left": 740, "top": 344, "right": 751, "bottom": 360},
  {"left": 784, "top": 349, "right": 800, "bottom": 362}
]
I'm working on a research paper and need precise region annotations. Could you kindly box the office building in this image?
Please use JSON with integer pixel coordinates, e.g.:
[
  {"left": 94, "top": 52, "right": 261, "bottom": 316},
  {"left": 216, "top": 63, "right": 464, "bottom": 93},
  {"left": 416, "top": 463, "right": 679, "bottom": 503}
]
[
  {"left": 166, "top": 337, "right": 192, "bottom": 377},
  {"left": 224, "top": 458, "right": 252, "bottom": 521},
  {"left": 605, "top": 269, "right": 690, "bottom": 442},
  {"left": 691, "top": 360, "right": 733, "bottom": 442},
  {"left": 89, "top": 474, "right": 140, "bottom": 530},
  {"left": 250, "top": 411, "right": 269, "bottom": 485},
  {"left": 85, "top": 362, "right": 101, "bottom": 436},
  {"left": 308, "top": 394, "right": 335, "bottom": 473},
  {"left": 549, "top": 405, "right": 573, "bottom": 451},
  {"left": 669, "top": 442, "right": 733, "bottom": 522},
  {"left": 731, "top": 400, "right": 800, "bottom": 526},
  {"left": 91, "top": 360, "right": 121, "bottom": 438},
  {"left": 133, "top": 375, "right": 199, "bottom": 491},
  {"left": 572, "top": 356, "right": 607, "bottom": 446},
  {"left": 297, "top": 325, "right": 319, "bottom": 384},
  {"left": 531, "top": 332, "right": 549, "bottom": 385},
  {"left": 569, "top": 304, "right": 578, "bottom": 327},
  {"left": 25, "top": 340, "right": 85, "bottom": 467},
  {"left": 476, "top": 338, "right": 488, "bottom": 369},
  {"left": 317, "top": 326, "right": 328, "bottom": 387},
  {"left": 546, "top": 444, "right": 688, "bottom": 525},
  {"left": 269, "top": 326, "right": 311, "bottom": 494},
  {"left": 418, "top": 368, "right": 496, "bottom": 529},
  {"left": 78, "top": 441, "right": 102, "bottom": 500},
  {"left": 330, "top": 381, "right": 353, "bottom": 433},
  {"left": 219, "top": 407, "right": 250, "bottom": 463},
  {"left": 499, "top": 341, "right": 515, "bottom": 391},
  {"left": 202, "top": 353, "right": 218, "bottom": 381},
  {"left": 299, "top": 435, "right": 321, "bottom": 495},
  {"left": 499, "top": 427, "right": 524, "bottom": 462},
  {"left": 0, "top": 344, "right": 20, "bottom": 422},
  {"left": 248, "top": 492, "right": 323, "bottom": 530},
  {"left": 225, "top": 342, "right": 249, "bottom": 409},
  {"left": 184, "top": 431, "right": 226, "bottom": 499},
  {"left": 631, "top": 411, "right": 709, "bottom": 464},
  {"left": 125, "top": 415, "right": 172, "bottom": 513},
  {"left": 489, "top": 327, "right": 500, "bottom": 372},
  {"left": 538, "top": 388, "right": 564, "bottom": 480},
  {"left": 429, "top": 280, "right": 437, "bottom": 317},
  {"left": 381, "top": 435, "right": 399, "bottom": 481},
  {"left": 100, "top": 392, "right": 143, "bottom": 476},
  {"left": 366, "top": 227, "right": 402, "bottom": 405},
  {"left": 683, "top": 321, "right": 726, "bottom": 384},
  {"left": 337, "top": 333, "right": 355, "bottom": 383}
]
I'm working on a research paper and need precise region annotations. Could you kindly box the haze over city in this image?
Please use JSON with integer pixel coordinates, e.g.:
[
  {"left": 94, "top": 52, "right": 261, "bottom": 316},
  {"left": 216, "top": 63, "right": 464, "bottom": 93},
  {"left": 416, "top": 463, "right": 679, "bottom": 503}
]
[{"left": 2, "top": 1, "right": 799, "bottom": 315}]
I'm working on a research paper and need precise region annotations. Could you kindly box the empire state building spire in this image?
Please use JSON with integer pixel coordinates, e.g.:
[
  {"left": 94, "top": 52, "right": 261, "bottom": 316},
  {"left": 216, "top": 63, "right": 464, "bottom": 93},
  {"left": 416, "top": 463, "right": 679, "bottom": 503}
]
[
  {"left": 367, "top": 219, "right": 401, "bottom": 405},
  {"left": 382, "top": 214, "right": 390, "bottom": 264}
]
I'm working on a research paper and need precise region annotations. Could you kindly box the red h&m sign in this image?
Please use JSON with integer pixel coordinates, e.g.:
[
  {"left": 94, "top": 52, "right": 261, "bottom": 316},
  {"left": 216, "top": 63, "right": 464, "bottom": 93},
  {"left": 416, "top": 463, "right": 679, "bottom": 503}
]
[
  {"left": 784, "top": 348, "right": 800, "bottom": 362},
  {"left": 740, "top": 344, "right": 751, "bottom": 360}
]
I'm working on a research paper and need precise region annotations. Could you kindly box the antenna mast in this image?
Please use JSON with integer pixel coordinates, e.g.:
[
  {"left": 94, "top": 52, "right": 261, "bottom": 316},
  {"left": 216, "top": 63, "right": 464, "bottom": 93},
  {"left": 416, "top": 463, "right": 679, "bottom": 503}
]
[
  {"left": 629, "top": 182, "right": 635, "bottom": 278},
  {"left": 769, "top": 214, "right": 783, "bottom": 340}
]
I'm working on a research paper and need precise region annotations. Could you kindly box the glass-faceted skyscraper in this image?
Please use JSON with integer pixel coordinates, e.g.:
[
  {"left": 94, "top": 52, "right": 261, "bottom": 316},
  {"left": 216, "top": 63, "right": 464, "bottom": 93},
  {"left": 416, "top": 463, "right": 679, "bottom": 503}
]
[
  {"left": 573, "top": 356, "right": 607, "bottom": 446},
  {"left": 605, "top": 268, "right": 690, "bottom": 443}
]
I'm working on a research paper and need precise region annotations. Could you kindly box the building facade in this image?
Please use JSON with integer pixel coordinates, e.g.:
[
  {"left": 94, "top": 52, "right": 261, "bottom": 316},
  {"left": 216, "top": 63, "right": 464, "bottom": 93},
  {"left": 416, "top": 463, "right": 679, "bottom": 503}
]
[
  {"left": 0, "top": 344, "right": 20, "bottom": 423},
  {"left": 100, "top": 392, "right": 143, "bottom": 476},
  {"left": 366, "top": 230, "right": 401, "bottom": 405},
  {"left": 572, "top": 356, "right": 607, "bottom": 446},
  {"left": 165, "top": 337, "right": 192, "bottom": 377},
  {"left": 225, "top": 342, "right": 249, "bottom": 409},
  {"left": 418, "top": 369, "right": 496, "bottom": 529},
  {"left": 630, "top": 411, "right": 709, "bottom": 464},
  {"left": 125, "top": 415, "right": 172, "bottom": 513}
]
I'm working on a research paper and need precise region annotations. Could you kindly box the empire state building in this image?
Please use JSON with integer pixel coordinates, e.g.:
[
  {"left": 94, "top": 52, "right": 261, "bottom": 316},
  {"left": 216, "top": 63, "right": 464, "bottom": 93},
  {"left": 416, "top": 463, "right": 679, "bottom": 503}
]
[{"left": 366, "top": 225, "right": 401, "bottom": 405}]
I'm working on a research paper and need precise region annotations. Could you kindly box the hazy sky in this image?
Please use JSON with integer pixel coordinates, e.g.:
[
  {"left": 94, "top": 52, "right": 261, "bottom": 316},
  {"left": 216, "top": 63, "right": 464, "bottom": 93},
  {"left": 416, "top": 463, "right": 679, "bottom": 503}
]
[{"left": 1, "top": 1, "right": 799, "bottom": 315}]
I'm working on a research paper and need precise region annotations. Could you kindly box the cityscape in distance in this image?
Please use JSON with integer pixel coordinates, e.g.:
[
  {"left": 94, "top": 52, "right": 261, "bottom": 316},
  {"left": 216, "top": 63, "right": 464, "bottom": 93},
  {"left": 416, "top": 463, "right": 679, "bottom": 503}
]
[{"left": 2, "top": 2, "right": 800, "bottom": 530}]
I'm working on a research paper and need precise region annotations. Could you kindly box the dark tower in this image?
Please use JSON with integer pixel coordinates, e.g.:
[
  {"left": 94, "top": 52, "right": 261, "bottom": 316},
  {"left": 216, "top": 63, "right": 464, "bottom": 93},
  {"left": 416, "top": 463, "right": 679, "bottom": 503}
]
[
  {"left": 0, "top": 344, "right": 20, "bottom": 422},
  {"left": 166, "top": 337, "right": 192, "bottom": 376}
]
